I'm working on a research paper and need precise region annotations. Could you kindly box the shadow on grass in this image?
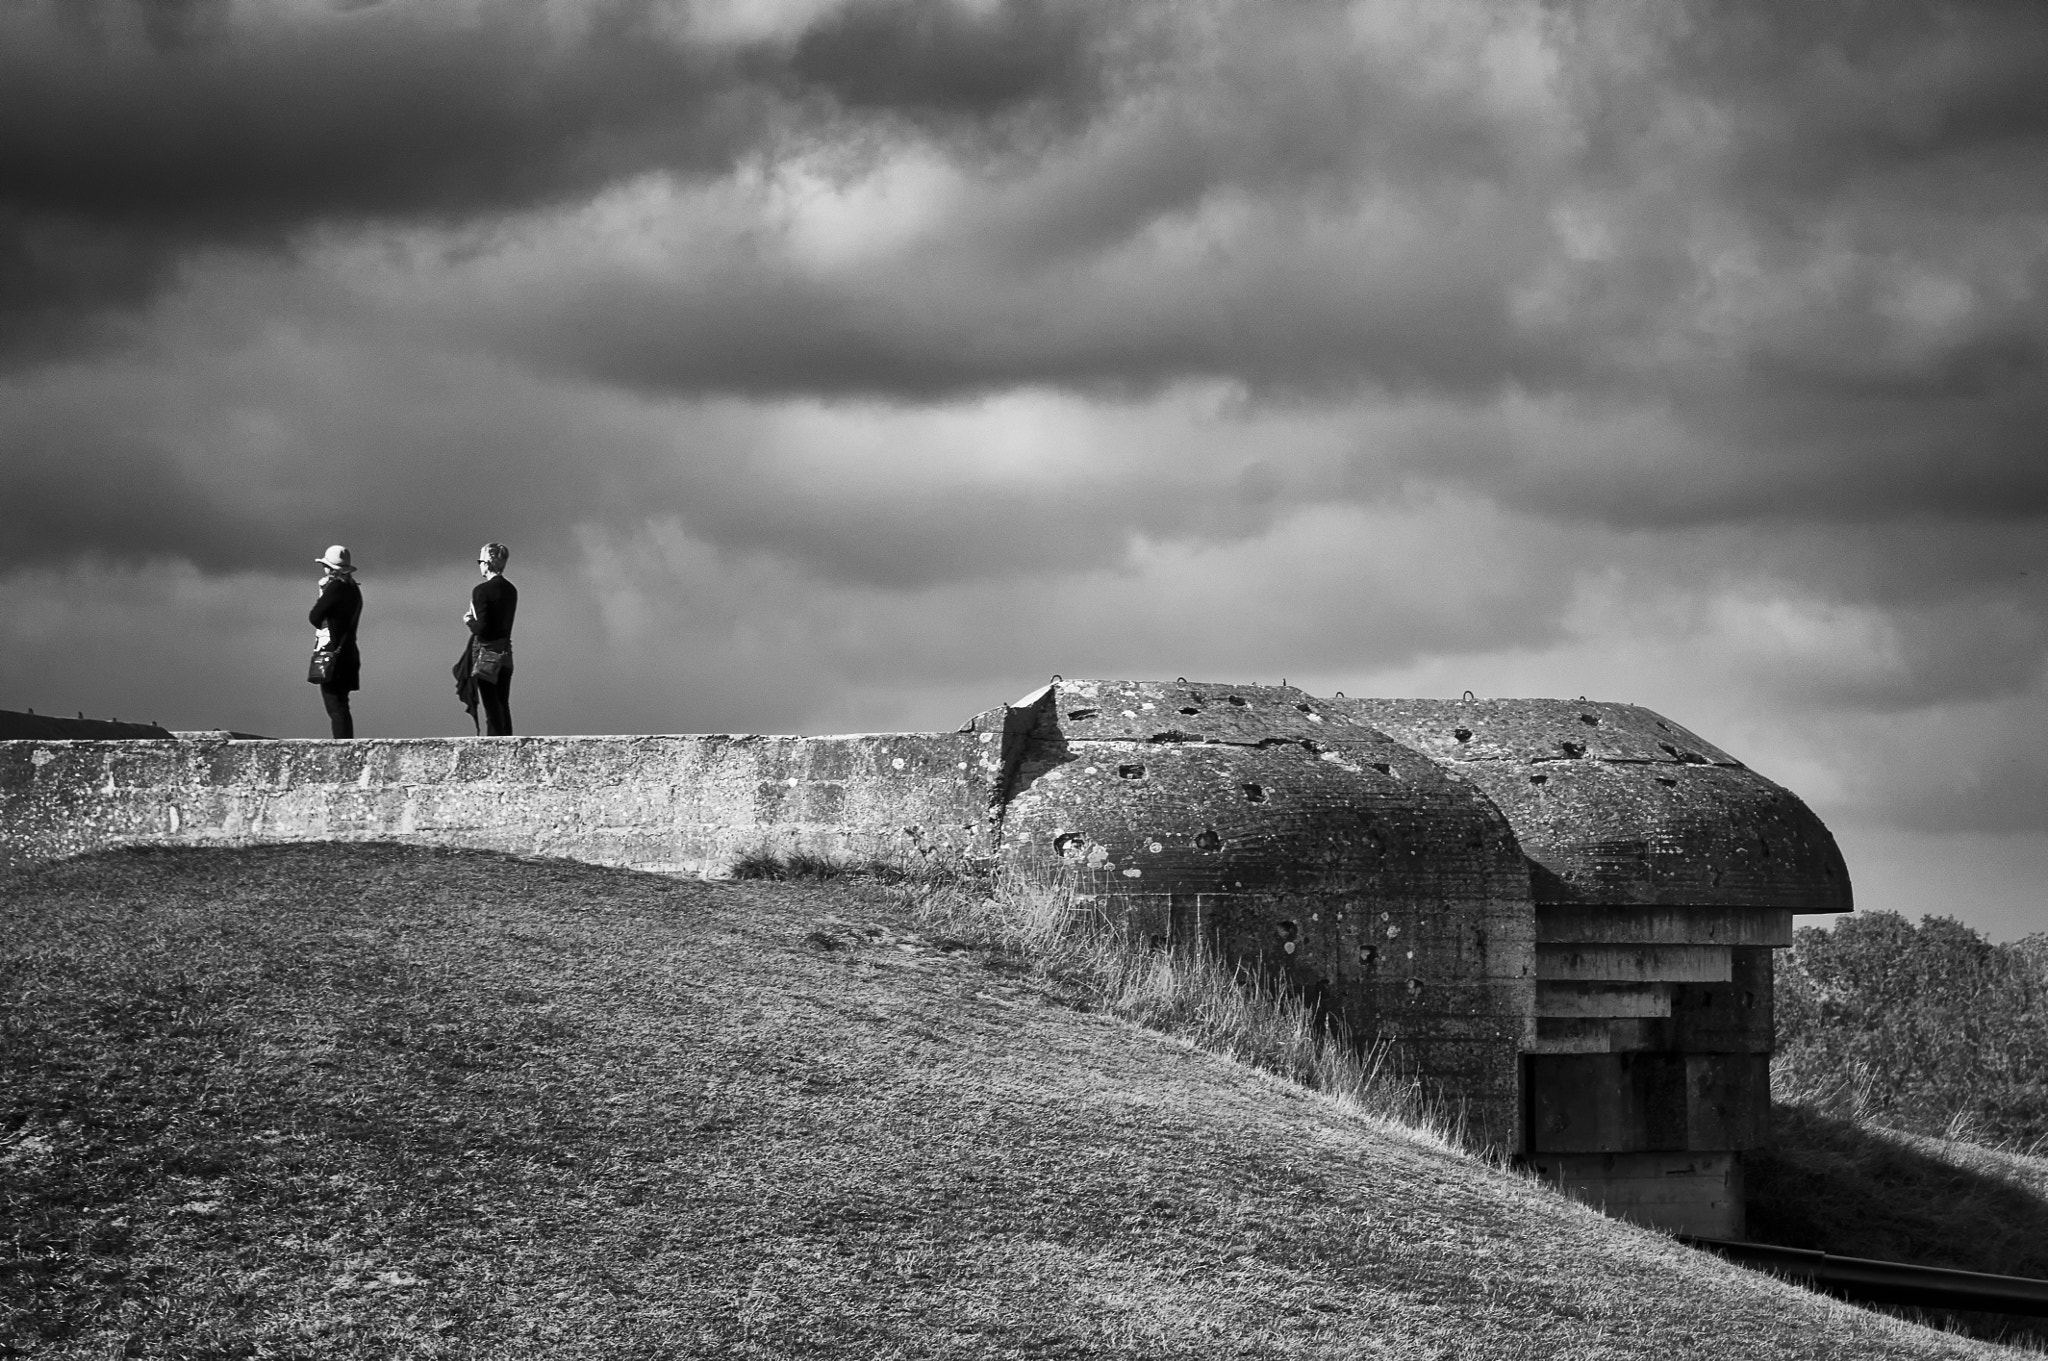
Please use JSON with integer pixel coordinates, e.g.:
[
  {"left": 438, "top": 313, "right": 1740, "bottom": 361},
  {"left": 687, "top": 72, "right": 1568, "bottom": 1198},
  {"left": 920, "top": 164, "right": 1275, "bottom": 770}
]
[{"left": 1748, "top": 1101, "right": 2048, "bottom": 1348}]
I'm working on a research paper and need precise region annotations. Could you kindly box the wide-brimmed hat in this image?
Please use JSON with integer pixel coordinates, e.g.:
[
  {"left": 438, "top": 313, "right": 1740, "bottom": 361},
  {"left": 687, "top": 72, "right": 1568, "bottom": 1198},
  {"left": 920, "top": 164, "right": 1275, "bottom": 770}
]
[{"left": 315, "top": 545, "right": 356, "bottom": 573}]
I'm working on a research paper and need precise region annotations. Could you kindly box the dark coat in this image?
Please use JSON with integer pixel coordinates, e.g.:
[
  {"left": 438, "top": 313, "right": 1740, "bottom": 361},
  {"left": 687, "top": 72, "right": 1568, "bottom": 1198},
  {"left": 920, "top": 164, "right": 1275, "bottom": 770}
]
[
  {"left": 309, "top": 576, "right": 363, "bottom": 693},
  {"left": 468, "top": 574, "right": 517, "bottom": 642}
]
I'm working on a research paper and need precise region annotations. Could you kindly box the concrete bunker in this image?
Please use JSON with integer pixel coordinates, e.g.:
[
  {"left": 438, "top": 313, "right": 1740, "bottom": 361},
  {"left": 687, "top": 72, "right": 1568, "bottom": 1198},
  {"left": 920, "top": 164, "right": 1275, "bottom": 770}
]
[
  {"left": 971, "top": 680, "right": 1536, "bottom": 1152},
  {"left": 0, "top": 680, "right": 1850, "bottom": 1237},
  {"left": 1336, "top": 697, "right": 1850, "bottom": 1238}
]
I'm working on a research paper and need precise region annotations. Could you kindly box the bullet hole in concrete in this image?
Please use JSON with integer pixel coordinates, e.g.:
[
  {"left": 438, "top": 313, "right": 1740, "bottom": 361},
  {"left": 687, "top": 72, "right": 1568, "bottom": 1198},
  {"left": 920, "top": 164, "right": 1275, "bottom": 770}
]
[
  {"left": 1405, "top": 978, "right": 1424, "bottom": 997},
  {"left": 1579, "top": 713, "right": 1600, "bottom": 726},
  {"left": 1743, "top": 990, "right": 1757, "bottom": 1010},
  {"left": 1068, "top": 709, "right": 1100, "bottom": 721},
  {"left": 1369, "top": 762, "right": 1391, "bottom": 775},
  {"left": 1558, "top": 741, "right": 1585, "bottom": 758},
  {"left": 1386, "top": 923, "right": 1401, "bottom": 938},
  {"left": 1227, "top": 695, "right": 1249, "bottom": 707},
  {"left": 1053, "top": 832, "right": 1084, "bottom": 857},
  {"left": 1195, "top": 829, "right": 1221, "bottom": 850},
  {"left": 1242, "top": 782, "right": 1266, "bottom": 803},
  {"left": 1657, "top": 776, "right": 1677, "bottom": 787},
  {"left": 1117, "top": 763, "right": 1146, "bottom": 780},
  {"left": 1453, "top": 728, "right": 1472, "bottom": 743},
  {"left": 1359, "top": 945, "right": 1378, "bottom": 967},
  {"left": 1276, "top": 920, "right": 1299, "bottom": 941},
  {"left": 1529, "top": 774, "right": 1548, "bottom": 785},
  {"left": 1758, "top": 837, "right": 1772, "bottom": 859},
  {"left": 1283, "top": 941, "right": 1297, "bottom": 954},
  {"left": 1178, "top": 706, "right": 1201, "bottom": 715}
]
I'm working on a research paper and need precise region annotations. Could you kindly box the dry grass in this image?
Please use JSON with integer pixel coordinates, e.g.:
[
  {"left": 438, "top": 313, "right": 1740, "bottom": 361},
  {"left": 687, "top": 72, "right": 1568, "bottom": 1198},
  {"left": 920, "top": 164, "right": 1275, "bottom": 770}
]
[
  {"left": 727, "top": 848, "right": 915, "bottom": 884},
  {"left": 894, "top": 869, "right": 1464, "bottom": 1148},
  {"left": 1, "top": 843, "right": 2031, "bottom": 1358}
]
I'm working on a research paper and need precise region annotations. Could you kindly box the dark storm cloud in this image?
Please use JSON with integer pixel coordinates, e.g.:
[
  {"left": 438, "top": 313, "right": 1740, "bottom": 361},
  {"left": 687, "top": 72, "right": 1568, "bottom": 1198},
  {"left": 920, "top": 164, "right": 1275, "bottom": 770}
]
[
  {"left": 5, "top": 0, "right": 2048, "bottom": 592},
  {"left": 788, "top": 0, "right": 1108, "bottom": 120},
  {"left": 428, "top": 0, "right": 2048, "bottom": 537},
  {"left": 0, "top": 0, "right": 1111, "bottom": 360}
]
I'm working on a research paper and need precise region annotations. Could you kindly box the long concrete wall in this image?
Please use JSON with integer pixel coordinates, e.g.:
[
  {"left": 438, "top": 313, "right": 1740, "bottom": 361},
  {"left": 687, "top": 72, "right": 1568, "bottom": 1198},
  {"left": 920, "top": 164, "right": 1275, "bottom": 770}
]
[{"left": 0, "top": 732, "right": 1002, "bottom": 875}]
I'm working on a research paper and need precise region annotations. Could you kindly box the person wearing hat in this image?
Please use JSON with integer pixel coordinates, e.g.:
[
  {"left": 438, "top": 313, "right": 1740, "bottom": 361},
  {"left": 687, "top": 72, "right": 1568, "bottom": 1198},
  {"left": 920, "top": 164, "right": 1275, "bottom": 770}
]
[
  {"left": 463, "top": 542, "right": 517, "bottom": 735},
  {"left": 308, "top": 545, "right": 364, "bottom": 738}
]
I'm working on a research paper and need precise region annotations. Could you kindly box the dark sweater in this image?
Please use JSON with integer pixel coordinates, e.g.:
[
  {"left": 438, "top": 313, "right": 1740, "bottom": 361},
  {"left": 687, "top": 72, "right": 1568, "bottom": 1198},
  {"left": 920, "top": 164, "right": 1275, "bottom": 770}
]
[
  {"left": 469, "top": 575, "right": 517, "bottom": 642},
  {"left": 308, "top": 577, "right": 363, "bottom": 692}
]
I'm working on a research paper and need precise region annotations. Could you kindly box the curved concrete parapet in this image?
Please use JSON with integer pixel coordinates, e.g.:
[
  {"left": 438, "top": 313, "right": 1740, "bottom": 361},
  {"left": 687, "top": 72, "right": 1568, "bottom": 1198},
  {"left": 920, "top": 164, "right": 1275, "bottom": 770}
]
[
  {"left": 0, "top": 732, "right": 998, "bottom": 876},
  {"left": 976, "top": 680, "right": 1536, "bottom": 1149},
  {"left": 1329, "top": 699, "right": 1851, "bottom": 913}
]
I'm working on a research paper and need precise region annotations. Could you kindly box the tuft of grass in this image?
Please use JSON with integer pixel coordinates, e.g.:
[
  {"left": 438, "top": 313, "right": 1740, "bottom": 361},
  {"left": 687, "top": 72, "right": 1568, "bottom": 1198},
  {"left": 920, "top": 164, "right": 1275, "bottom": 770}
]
[
  {"left": 726, "top": 848, "right": 910, "bottom": 883},
  {"left": 895, "top": 869, "right": 1467, "bottom": 1149}
]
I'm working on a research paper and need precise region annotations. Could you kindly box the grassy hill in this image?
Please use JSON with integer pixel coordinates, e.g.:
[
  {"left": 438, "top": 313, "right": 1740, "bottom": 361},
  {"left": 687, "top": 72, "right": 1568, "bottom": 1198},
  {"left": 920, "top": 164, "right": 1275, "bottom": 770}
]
[{"left": 0, "top": 844, "right": 2028, "bottom": 1358}]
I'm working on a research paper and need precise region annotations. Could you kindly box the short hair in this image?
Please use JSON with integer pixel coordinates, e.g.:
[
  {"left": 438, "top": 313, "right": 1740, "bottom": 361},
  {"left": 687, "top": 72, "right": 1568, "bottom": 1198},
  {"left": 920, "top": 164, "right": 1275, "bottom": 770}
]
[{"left": 480, "top": 542, "right": 510, "bottom": 569}]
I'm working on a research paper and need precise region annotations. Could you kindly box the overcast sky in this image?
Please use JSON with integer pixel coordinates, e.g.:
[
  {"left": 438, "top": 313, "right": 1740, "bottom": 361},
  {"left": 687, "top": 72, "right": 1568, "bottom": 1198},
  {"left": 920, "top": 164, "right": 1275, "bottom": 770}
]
[{"left": 3, "top": 0, "right": 2045, "bottom": 937}]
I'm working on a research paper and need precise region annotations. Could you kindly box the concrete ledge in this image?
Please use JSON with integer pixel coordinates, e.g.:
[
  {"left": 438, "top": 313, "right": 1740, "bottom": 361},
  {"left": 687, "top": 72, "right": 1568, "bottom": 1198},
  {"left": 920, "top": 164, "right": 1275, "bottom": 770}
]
[{"left": 0, "top": 732, "right": 1003, "bottom": 875}]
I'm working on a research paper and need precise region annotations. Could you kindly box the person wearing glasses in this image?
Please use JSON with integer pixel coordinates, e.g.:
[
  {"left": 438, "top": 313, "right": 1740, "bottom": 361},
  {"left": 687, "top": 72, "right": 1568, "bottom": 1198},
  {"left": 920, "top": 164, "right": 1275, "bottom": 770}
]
[
  {"left": 463, "top": 542, "right": 518, "bottom": 735},
  {"left": 308, "top": 544, "right": 363, "bottom": 738}
]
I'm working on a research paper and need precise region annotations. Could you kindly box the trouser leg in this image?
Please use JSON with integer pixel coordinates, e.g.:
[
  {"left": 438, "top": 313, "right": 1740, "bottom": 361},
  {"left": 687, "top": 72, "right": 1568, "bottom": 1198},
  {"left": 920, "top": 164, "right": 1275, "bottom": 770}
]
[
  {"left": 479, "top": 671, "right": 513, "bottom": 736},
  {"left": 321, "top": 688, "right": 354, "bottom": 739}
]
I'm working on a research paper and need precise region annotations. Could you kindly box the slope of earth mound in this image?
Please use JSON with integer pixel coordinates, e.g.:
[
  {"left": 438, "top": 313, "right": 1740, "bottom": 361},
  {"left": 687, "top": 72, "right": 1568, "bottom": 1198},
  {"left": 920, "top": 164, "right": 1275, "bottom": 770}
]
[{"left": 0, "top": 844, "right": 2019, "bottom": 1359}]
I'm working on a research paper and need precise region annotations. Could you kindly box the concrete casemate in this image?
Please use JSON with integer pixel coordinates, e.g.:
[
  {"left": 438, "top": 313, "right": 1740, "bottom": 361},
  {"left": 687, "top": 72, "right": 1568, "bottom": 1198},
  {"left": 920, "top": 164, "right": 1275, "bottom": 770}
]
[{"left": 0, "top": 679, "right": 1848, "bottom": 1236}]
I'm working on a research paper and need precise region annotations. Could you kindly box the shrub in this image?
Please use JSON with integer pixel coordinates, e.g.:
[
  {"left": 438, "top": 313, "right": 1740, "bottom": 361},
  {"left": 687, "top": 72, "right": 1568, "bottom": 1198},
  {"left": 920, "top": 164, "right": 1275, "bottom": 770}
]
[{"left": 1775, "top": 911, "right": 2048, "bottom": 1149}]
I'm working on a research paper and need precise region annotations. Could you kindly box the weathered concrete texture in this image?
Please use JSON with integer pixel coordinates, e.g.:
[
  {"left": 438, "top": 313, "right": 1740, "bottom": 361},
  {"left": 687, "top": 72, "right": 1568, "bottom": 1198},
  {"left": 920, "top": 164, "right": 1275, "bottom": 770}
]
[
  {"left": 1528, "top": 1053, "right": 1771, "bottom": 1153},
  {"left": 1531, "top": 1152, "right": 1744, "bottom": 1241},
  {"left": 1333, "top": 699, "right": 1851, "bottom": 913},
  {"left": 982, "top": 680, "right": 1537, "bottom": 1151},
  {"left": 0, "top": 732, "right": 1000, "bottom": 875},
  {"left": 1341, "top": 697, "right": 1835, "bottom": 1237}
]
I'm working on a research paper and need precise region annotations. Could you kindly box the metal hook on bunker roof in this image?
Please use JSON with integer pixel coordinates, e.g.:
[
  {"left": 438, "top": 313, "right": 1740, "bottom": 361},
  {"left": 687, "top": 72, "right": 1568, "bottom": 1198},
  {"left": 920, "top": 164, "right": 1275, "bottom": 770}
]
[
  {"left": 1177, "top": 676, "right": 1186, "bottom": 683},
  {"left": 1462, "top": 690, "right": 1476, "bottom": 701},
  {"left": 1049, "top": 674, "right": 1062, "bottom": 683},
  {"left": 1334, "top": 691, "right": 1345, "bottom": 698}
]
